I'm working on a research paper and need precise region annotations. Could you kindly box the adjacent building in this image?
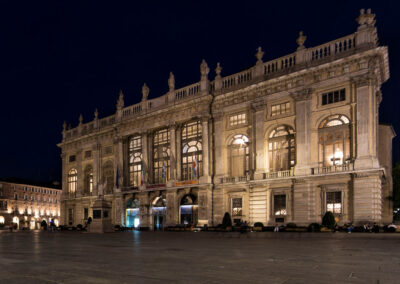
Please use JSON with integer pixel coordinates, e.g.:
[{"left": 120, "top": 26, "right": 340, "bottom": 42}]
[
  {"left": 58, "top": 9, "right": 394, "bottom": 229},
  {"left": 0, "top": 179, "right": 61, "bottom": 229}
]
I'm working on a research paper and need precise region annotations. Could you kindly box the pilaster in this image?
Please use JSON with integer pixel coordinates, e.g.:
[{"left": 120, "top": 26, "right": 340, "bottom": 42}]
[
  {"left": 166, "top": 190, "right": 178, "bottom": 226},
  {"left": 200, "top": 118, "right": 211, "bottom": 183},
  {"left": 253, "top": 100, "right": 266, "bottom": 179}
]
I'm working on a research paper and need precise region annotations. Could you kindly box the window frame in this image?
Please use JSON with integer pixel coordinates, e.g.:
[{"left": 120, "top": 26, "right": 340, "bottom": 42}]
[{"left": 181, "top": 121, "right": 203, "bottom": 181}]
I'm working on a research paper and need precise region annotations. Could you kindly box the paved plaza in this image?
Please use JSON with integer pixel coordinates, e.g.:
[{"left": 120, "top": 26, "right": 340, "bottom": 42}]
[{"left": 0, "top": 231, "right": 399, "bottom": 283}]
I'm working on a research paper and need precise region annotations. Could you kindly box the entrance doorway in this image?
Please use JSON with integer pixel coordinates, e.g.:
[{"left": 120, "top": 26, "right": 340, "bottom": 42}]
[
  {"left": 152, "top": 197, "right": 166, "bottom": 231},
  {"left": 126, "top": 198, "right": 140, "bottom": 228},
  {"left": 180, "top": 194, "right": 198, "bottom": 226}
]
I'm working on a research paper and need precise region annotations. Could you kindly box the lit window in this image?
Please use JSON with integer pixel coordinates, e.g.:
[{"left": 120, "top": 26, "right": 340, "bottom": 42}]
[
  {"left": 232, "top": 198, "right": 242, "bottom": 216},
  {"left": 326, "top": 191, "right": 342, "bottom": 214},
  {"left": 68, "top": 169, "right": 77, "bottom": 194},
  {"left": 84, "top": 165, "right": 93, "bottom": 195},
  {"left": 268, "top": 125, "right": 295, "bottom": 172},
  {"left": 153, "top": 129, "right": 170, "bottom": 184},
  {"left": 274, "top": 194, "right": 287, "bottom": 216},
  {"left": 0, "top": 216, "right": 4, "bottom": 224},
  {"left": 321, "top": 89, "right": 345, "bottom": 105},
  {"left": 228, "top": 134, "right": 250, "bottom": 177},
  {"left": 129, "top": 135, "right": 143, "bottom": 187},
  {"left": 182, "top": 121, "right": 202, "bottom": 181},
  {"left": 229, "top": 113, "right": 247, "bottom": 126},
  {"left": 271, "top": 102, "right": 291, "bottom": 116}
]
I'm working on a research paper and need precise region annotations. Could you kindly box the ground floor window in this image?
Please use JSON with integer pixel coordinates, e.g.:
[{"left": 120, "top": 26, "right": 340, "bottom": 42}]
[
  {"left": 232, "top": 198, "right": 242, "bottom": 217},
  {"left": 126, "top": 208, "right": 140, "bottom": 228},
  {"left": 274, "top": 194, "right": 287, "bottom": 216},
  {"left": 180, "top": 195, "right": 198, "bottom": 226},
  {"left": 326, "top": 191, "right": 342, "bottom": 214}
]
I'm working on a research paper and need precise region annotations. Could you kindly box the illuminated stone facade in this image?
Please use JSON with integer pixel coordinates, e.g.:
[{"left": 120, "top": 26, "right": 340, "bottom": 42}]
[
  {"left": 59, "top": 9, "right": 394, "bottom": 229},
  {"left": 0, "top": 181, "right": 61, "bottom": 229}
]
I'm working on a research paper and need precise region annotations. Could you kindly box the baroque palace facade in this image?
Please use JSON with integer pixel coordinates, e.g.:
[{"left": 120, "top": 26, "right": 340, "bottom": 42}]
[
  {"left": 0, "top": 180, "right": 61, "bottom": 229},
  {"left": 59, "top": 9, "right": 394, "bottom": 229}
]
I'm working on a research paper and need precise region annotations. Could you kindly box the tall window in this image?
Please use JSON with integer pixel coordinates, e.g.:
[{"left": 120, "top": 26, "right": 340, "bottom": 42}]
[
  {"left": 68, "top": 169, "right": 77, "bottom": 194},
  {"left": 232, "top": 198, "right": 243, "bottom": 217},
  {"left": 268, "top": 126, "right": 295, "bottom": 172},
  {"left": 102, "top": 161, "right": 114, "bottom": 194},
  {"left": 326, "top": 191, "right": 342, "bottom": 214},
  {"left": 153, "top": 129, "right": 170, "bottom": 184},
  {"left": 318, "top": 115, "right": 350, "bottom": 166},
  {"left": 84, "top": 166, "right": 93, "bottom": 194},
  {"left": 182, "top": 121, "right": 202, "bottom": 180},
  {"left": 228, "top": 134, "right": 249, "bottom": 177},
  {"left": 273, "top": 194, "right": 287, "bottom": 216},
  {"left": 129, "top": 135, "right": 143, "bottom": 187}
]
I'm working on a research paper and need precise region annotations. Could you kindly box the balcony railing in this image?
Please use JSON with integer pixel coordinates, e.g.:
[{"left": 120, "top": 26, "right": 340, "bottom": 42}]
[
  {"left": 311, "top": 162, "right": 354, "bottom": 175},
  {"left": 219, "top": 176, "right": 248, "bottom": 184},
  {"left": 263, "top": 169, "right": 294, "bottom": 179}
]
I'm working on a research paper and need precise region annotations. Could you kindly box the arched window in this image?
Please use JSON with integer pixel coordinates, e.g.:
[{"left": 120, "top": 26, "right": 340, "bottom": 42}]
[
  {"left": 153, "top": 129, "right": 170, "bottom": 184},
  {"left": 318, "top": 115, "right": 350, "bottom": 166},
  {"left": 182, "top": 121, "right": 202, "bottom": 180},
  {"left": 102, "top": 161, "right": 114, "bottom": 194},
  {"left": 129, "top": 135, "right": 142, "bottom": 187},
  {"left": 268, "top": 125, "right": 295, "bottom": 172},
  {"left": 84, "top": 165, "right": 93, "bottom": 195},
  {"left": 68, "top": 169, "right": 77, "bottom": 194},
  {"left": 228, "top": 134, "right": 250, "bottom": 177}
]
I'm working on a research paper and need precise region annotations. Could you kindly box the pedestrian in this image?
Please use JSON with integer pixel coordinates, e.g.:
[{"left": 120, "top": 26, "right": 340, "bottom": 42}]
[{"left": 274, "top": 224, "right": 279, "bottom": 232}]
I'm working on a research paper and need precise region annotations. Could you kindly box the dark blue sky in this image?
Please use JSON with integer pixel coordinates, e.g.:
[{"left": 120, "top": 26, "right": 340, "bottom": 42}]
[{"left": 0, "top": 1, "right": 399, "bottom": 183}]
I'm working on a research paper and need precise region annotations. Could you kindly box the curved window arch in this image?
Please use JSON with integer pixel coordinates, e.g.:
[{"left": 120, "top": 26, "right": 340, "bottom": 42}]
[
  {"left": 84, "top": 165, "right": 93, "bottom": 195},
  {"left": 182, "top": 121, "right": 202, "bottom": 181},
  {"left": 228, "top": 134, "right": 250, "bottom": 177},
  {"left": 68, "top": 169, "right": 77, "bottom": 194},
  {"left": 129, "top": 135, "right": 142, "bottom": 187},
  {"left": 268, "top": 125, "right": 295, "bottom": 172},
  {"left": 102, "top": 161, "right": 114, "bottom": 194},
  {"left": 318, "top": 115, "right": 351, "bottom": 166}
]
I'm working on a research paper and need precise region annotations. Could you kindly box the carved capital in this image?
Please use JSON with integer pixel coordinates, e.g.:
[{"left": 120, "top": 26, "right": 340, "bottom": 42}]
[
  {"left": 290, "top": 88, "right": 312, "bottom": 101},
  {"left": 251, "top": 99, "right": 265, "bottom": 112}
]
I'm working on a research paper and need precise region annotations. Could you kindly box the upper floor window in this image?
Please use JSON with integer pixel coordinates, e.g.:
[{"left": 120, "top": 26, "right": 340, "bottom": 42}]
[
  {"left": 182, "top": 121, "right": 202, "bottom": 181},
  {"left": 318, "top": 115, "right": 350, "bottom": 167},
  {"left": 229, "top": 113, "right": 247, "bottom": 126},
  {"left": 268, "top": 125, "right": 295, "bottom": 172},
  {"left": 68, "top": 169, "right": 77, "bottom": 194},
  {"left": 326, "top": 191, "right": 342, "bottom": 214},
  {"left": 129, "top": 135, "right": 143, "bottom": 187},
  {"left": 228, "top": 134, "right": 249, "bottom": 177},
  {"left": 84, "top": 165, "right": 93, "bottom": 194},
  {"left": 102, "top": 161, "right": 114, "bottom": 194},
  {"left": 321, "top": 89, "right": 345, "bottom": 106},
  {"left": 69, "top": 155, "right": 76, "bottom": 163},
  {"left": 271, "top": 102, "right": 291, "bottom": 116},
  {"left": 153, "top": 129, "right": 170, "bottom": 184}
]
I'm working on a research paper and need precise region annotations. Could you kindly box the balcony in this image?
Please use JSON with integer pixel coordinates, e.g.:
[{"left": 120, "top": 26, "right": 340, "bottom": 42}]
[
  {"left": 311, "top": 162, "right": 354, "bottom": 175},
  {"left": 219, "top": 176, "right": 249, "bottom": 184},
  {"left": 263, "top": 169, "right": 294, "bottom": 179}
]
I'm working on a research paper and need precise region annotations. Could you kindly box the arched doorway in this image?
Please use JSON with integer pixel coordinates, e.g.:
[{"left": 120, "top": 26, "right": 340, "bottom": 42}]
[
  {"left": 12, "top": 216, "right": 19, "bottom": 229},
  {"left": 180, "top": 194, "right": 198, "bottom": 226},
  {"left": 152, "top": 196, "right": 166, "bottom": 231},
  {"left": 126, "top": 198, "right": 140, "bottom": 229},
  {"left": 30, "top": 218, "right": 36, "bottom": 230}
]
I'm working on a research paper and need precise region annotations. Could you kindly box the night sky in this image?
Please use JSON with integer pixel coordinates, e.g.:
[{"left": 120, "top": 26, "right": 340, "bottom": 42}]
[{"left": 0, "top": 1, "right": 399, "bottom": 183}]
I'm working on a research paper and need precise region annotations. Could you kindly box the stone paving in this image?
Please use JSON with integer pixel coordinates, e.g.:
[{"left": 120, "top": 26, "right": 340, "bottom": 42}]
[{"left": 0, "top": 230, "right": 399, "bottom": 283}]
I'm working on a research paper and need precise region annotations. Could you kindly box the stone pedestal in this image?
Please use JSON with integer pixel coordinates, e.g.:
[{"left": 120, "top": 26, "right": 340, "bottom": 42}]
[{"left": 89, "top": 198, "right": 113, "bottom": 233}]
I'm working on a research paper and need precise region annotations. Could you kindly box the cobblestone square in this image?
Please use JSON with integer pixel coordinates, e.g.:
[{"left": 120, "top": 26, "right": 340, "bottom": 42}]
[{"left": 0, "top": 231, "right": 399, "bottom": 283}]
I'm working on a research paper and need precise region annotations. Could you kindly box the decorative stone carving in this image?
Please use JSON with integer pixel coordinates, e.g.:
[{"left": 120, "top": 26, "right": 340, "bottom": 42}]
[
  {"left": 62, "top": 121, "right": 67, "bottom": 131},
  {"left": 116, "top": 90, "right": 124, "bottom": 109},
  {"left": 200, "top": 59, "right": 209, "bottom": 79},
  {"left": 256, "top": 46, "right": 264, "bottom": 64},
  {"left": 79, "top": 114, "right": 83, "bottom": 125},
  {"left": 142, "top": 83, "right": 149, "bottom": 101},
  {"left": 357, "top": 8, "right": 376, "bottom": 29},
  {"left": 168, "top": 72, "right": 175, "bottom": 92},
  {"left": 215, "top": 62, "right": 222, "bottom": 78},
  {"left": 94, "top": 108, "right": 98, "bottom": 119},
  {"left": 290, "top": 88, "right": 312, "bottom": 101},
  {"left": 296, "top": 31, "right": 307, "bottom": 50}
]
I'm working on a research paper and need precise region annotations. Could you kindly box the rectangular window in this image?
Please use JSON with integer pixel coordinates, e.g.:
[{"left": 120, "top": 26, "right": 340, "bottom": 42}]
[
  {"left": 274, "top": 194, "right": 286, "bottom": 216},
  {"left": 326, "top": 191, "right": 342, "bottom": 214},
  {"left": 84, "top": 150, "right": 92, "bottom": 159},
  {"left": 69, "top": 155, "right": 76, "bottom": 162},
  {"left": 229, "top": 113, "right": 247, "bottom": 126},
  {"left": 232, "top": 198, "right": 243, "bottom": 216},
  {"left": 129, "top": 136, "right": 142, "bottom": 187},
  {"left": 14, "top": 193, "right": 18, "bottom": 200},
  {"left": 321, "top": 89, "right": 345, "bottom": 105},
  {"left": 153, "top": 129, "right": 170, "bottom": 184},
  {"left": 271, "top": 102, "right": 291, "bottom": 116}
]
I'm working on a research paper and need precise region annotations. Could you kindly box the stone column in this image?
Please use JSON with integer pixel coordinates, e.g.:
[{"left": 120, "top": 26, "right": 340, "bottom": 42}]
[
  {"left": 147, "top": 133, "right": 153, "bottom": 184},
  {"left": 166, "top": 190, "right": 178, "bottom": 226},
  {"left": 92, "top": 143, "right": 100, "bottom": 196},
  {"left": 200, "top": 118, "right": 211, "bottom": 183},
  {"left": 212, "top": 188, "right": 224, "bottom": 226},
  {"left": 253, "top": 101, "right": 266, "bottom": 179},
  {"left": 76, "top": 150, "right": 83, "bottom": 197},
  {"left": 139, "top": 193, "right": 150, "bottom": 229},
  {"left": 114, "top": 195, "right": 123, "bottom": 226},
  {"left": 114, "top": 137, "right": 124, "bottom": 191},
  {"left": 354, "top": 77, "right": 379, "bottom": 169},
  {"left": 213, "top": 112, "right": 225, "bottom": 181},
  {"left": 176, "top": 126, "right": 182, "bottom": 181},
  {"left": 61, "top": 153, "right": 67, "bottom": 196},
  {"left": 168, "top": 125, "right": 176, "bottom": 186},
  {"left": 292, "top": 89, "right": 312, "bottom": 175},
  {"left": 141, "top": 132, "right": 149, "bottom": 188}
]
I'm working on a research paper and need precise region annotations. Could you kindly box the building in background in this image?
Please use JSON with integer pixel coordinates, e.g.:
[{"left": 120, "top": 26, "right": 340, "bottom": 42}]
[
  {"left": 0, "top": 179, "right": 61, "bottom": 229},
  {"left": 58, "top": 9, "right": 394, "bottom": 229}
]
